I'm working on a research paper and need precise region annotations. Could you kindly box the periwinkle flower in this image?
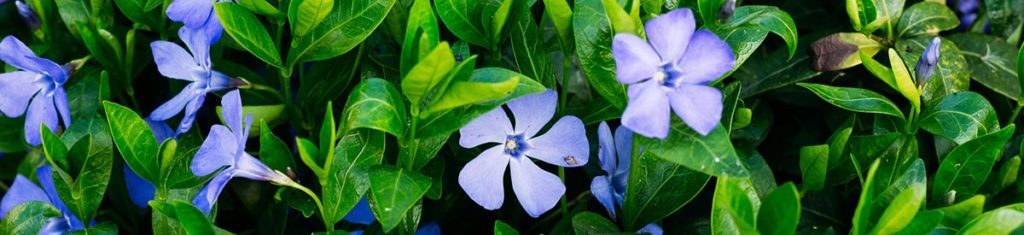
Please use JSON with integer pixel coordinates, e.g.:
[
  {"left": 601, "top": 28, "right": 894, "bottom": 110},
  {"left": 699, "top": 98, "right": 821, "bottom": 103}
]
[
  {"left": 166, "top": 0, "right": 224, "bottom": 42},
  {"left": 590, "top": 122, "right": 663, "bottom": 235},
  {"left": 458, "top": 90, "right": 589, "bottom": 218},
  {"left": 915, "top": 37, "right": 941, "bottom": 89},
  {"left": 190, "top": 90, "right": 290, "bottom": 214},
  {"left": 15, "top": 0, "right": 39, "bottom": 30},
  {"left": 0, "top": 166, "right": 85, "bottom": 233},
  {"left": 612, "top": 8, "right": 735, "bottom": 138},
  {"left": 149, "top": 27, "right": 242, "bottom": 135},
  {"left": 0, "top": 35, "right": 71, "bottom": 146},
  {"left": 951, "top": 0, "right": 980, "bottom": 30}
]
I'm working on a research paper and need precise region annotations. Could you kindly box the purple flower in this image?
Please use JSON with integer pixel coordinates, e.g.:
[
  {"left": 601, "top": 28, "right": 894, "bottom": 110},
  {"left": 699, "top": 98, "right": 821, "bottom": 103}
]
[
  {"left": 457, "top": 90, "right": 589, "bottom": 218},
  {"left": 149, "top": 27, "right": 242, "bottom": 135},
  {"left": 0, "top": 35, "right": 71, "bottom": 146},
  {"left": 915, "top": 37, "right": 941, "bottom": 89},
  {"left": 15, "top": 0, "right": 39, "bottom": 29},
  {"left": 590, "top": 122, "right": 663, "bottom": 235},
  {"left": 0, "top": 166, "right": 85, "bottom": 233},
  {"left": 951, "top": 0, "right": 980, "bottom": 30},
  {"left": 190, "top": 90, "right": 290, "bottom": 214},
  {"left": 166, "top": 0, "right": 224, "bottom": 42},
  {"left": 612, "top": 8, "right": 735, "bottom": 138}
]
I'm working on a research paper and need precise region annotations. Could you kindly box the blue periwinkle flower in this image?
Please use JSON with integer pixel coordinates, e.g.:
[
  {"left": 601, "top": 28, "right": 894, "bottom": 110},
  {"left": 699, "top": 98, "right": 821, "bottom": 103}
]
[
  {"left": 612, "top": 8, "right": 736, "bottom": 138},
  {"left": 0, "top": 35, "right": 71, "bottom": 146},
  {"left": 458, "top": 90, "right": 589, "bottom": 218},
  {"left": 149, "top": 27, "right": 242, "bottom": 135},
  {"left": 590, "top": 122, "right": 663, "bottom": 235},
  {"left": 915, "top": 37, "right": 941, "bottom": 89},
  {"left": 15, "top": 0, "right": 39, "bottom": 29},
  {"left": 951, "top": 0, "right": 980, "bottom": 30},
  {"left": 0, "top": 166, "right": 85, "bottom": 234},
  {"left": 190, "top": 90, "right": 291, "bottom": 214},
  {"left": 166, "top": 0, "right": 224, "bottom": 42}
]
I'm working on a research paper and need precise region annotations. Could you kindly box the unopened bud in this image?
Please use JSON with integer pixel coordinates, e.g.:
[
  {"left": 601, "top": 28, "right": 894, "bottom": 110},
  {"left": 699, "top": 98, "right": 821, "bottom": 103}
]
[
  {"left": 16, "top": 0, "right": 39, "bottom": 30},
  {"left": 914, "top": 37, "right": 941, "bottom": 89},
  {"left": 718, "top": 0, "right": 737, "bottom": 22}
]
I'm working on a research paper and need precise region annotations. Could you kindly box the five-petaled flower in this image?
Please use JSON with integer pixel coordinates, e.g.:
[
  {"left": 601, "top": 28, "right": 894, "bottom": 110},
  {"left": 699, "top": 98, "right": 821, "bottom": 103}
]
[
  {"left": 612, "top": 8, "right": 735, "bottom": 138},
  {"left": 0, "top": 166, "right": 86, "bottom": 233},
  {"left": 166, "top": 0, "right": 224, "bottom": 42},
  {"left": 458, "top": 90, "right": 590, "bottom": 218},
  {"left": 149, "top": 27, "right": 243, "bottom": 135},
  {"left": 0, "top": 35, "right": 72, "bottom": 146},
  {"left": 914, "top": 37, "right": 941, "bottom": 89},
  {"left": 190, "top": 90, "right": 291, "bottom": 214},
  {"left": 590, "top": 122, "right": 663, "bottom": 235}
]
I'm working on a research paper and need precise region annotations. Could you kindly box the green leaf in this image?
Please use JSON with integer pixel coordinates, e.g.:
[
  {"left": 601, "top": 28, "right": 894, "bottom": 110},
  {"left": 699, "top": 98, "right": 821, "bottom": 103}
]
[
  {"left": 286, "top": 0, "right": 396, "bottom": 72},
  {"left": 870, "top": 179, "right": 925, "bottom": 234},
  {"left": 622, "top": 151, "right": 711, "bottom": 230},
  {"left": 103, "top": 102, "right": 159, "bottom": 183},
  {"left": 296, "top": 137, "right": 325, "bottom": 179},
  {"left": 932, "top": 125, "right": 1015, "bottom": 205},
  {"left": 542, "top": 0, "right": 574, "bottom": 50},
  {"left": 797, "top": 83, "right": 905, "bottom": 120},
  {"left": 948, "top": 33, "right": 1021, "bottom": 101},
  {"left": 0, "top": 116, "right": 29, "bottom": 153},
  {"left": 896, "top": 2, "right": 959, "bottom": 38},
  {"left": 846, "top": 0, "right": 878, "bottom": 33},
  {"left": 852, "top": 158, "right": 926, "bottom": 235},
  {"left": 150, "top": 200, "right": 220, "bottom": 235},
  {"left": 322, "top": 130, "right": 386, "bottom": 227},
  {"left": 402, "top": 42, "right": 456, "bottom": 112},
  {"left": 896, "top": 211, "right": 943, "bottom": 235},
  {"left": 572, "top": 211, "right": 621, "bottom": 235},
  {"left": 984, "top": 0, "right": 1024, "bottom": 38},
  {"left": 260, "top": 120, "right": 295, "bottom": 173},
  {"left": 343, "top": 78, "right": 408, "bottom": 137},
  {"left": 113, "top": 0, "right": 161, "bottom": 30},
  {"left": 711, "top": 177, "right": 760, "bottom": 235},
  {"left": 368, "top": 165, "right": 432, "bottom": 232},
  {"left": 957, "top": 208, "right": 1024, "bottom": 234},
  {"left": 413, "top": 68, "right": 545, "bottom": 138},
  {"left": 494, "top": 220, "right": 520, "bottom": 235},
  {"left": 919, "top": 92, "right": 999, "bottom": 144},
  {"left": 424, "top": 75, "right": 519, "bottom": 115},
  {"left": 698, "top": 0, "right": 726, "bottom": 28},
  {"left": 510, "top": 4, "right": 556, "bottom": 87},
  {"left": 288, "top": 0, "right": 335, "bottom": 37},
  {"left": 488, "top": 0, "right": 515, "bottom": 44},
  {"left": 216, "top": 2, "right": 283, "bottom": 68},
  {"left": 574, "top": 0, "right": 627, "bottom": 109},
  {"left": 720, "top": 26, "right": 769, "bottom": 72},
  {"left": 434, "top": 0, "right": 491, "bottom": 48},
  {"left": 934, "top": 195, "right": 985, "bottom": 228},
  {"left": 0, "top": 202, "right": 61, "bottom": 234},
  {"left": 895, "top": 37, "right": 970, "bottom": 103},
  {"left": 400, "top": 0, "right": 440, "bottom": 77},
  {"left": 637, "top": 123, "right": 748, "bottom": 177},
  {"left": 216, "top": 105, "right": 287, "bottom": 137},
  {"left": 53, "top": 135, "right": 113, "bottom": 224},
  {"left": 757, "top": 183, "right": 800, "bottom": 235},
  {"left": 887, "top": 49, "right": 921, "bottom": 109},
  {"left": 863, "top": 0, "right": 905, "bottom": 38},
  {"left": 799, "top": 144, "right": 829, "bottom": 191},
  {"left": 397, "top": 135, "right": 448, "bottom": 171},
  {"left": 237, "top": 0, "right": 283, "bottom": 17},
  {"left": 719, "top": 6, "right": 799, "bottom": 59},
  {"left": 318, "top": 102, "right": 337, "bottom": 169}
]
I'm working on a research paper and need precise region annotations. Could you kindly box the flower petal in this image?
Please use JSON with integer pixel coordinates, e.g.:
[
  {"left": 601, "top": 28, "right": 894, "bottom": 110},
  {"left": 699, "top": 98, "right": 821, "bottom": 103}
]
[
  {"left": 150, "top": 41, "right": 198, "bottom": 81},
  {"left": 122, "top": 165, "right": 155, "bottom": 208},
  {"left": 458, "top": 146, "right": 509, "bottom": 211},
  {"left": 145, "top": 118, "right": 175, "bottom": 143},
  {"left": 638, "top": 224, "right": 664, "bottom": 235},
  {"left": 459, "top": 105, "right": 512, "bottom": 148},
  {"left": 179, "top": 26, "right": 212, "bottom": 69},
  {"left": 37, "top": 165, "right": 82, "bottom": 229},
  {"left": 590, "top": 176, "right": 618, "bottom": 219},
  {"left": 597, "top": 122, "right": 616, "bottom": 174},
  {"left": 191, "top": 125, "right": 239, "bottom": 177},
  {"left": 509, "top": 157, "right": 564, "bottom": 218},
  {"left": 526, "top": 116, "right": 589, "bottom": 168},
  {"left": 0, "top": 175, "right": 48, "bottom": 220},
  {"left": 149, "top": 83, "right": 202, "bottom": 121},
  {"left": 507, "top": 90, "right": 556, "bottom": 137},
  {"left": 416, "top": 222, "right": 441, "bottom": 235},
  {"left": 166, "top": 0, "right": 213, "bottom": 28},
  {"left": 176, "top": 92, "right": 207, "bottom": 135},
  {"left": 0, "top": 36, "right": 65, "bottom": 80},
  {"left": 612, "top": 34, "right": 660, "bottom": 84},
  {"left": 192, "top": 170, "right": 234, "bottom": 215},
  {"left": 24, "top": 94, "right": 58, "bottom": 146},
  {"left": 613, "top": 125, "right": 634, "bottom": 176},
  {"left": 622, "top": 82, "right": 671, "bottom": 139},
  {"left": 220, "top": 90, "right": 243, "bottom": 135},
  {"left": 233, "top": 153, "right": 285, "bottom": 182},
  {"left": 53, "top": 87, "right": 70, "bottom": 127},
  {"left": 208, "top": 71, "right": 239, "bottom": 91},
  {"left": 342, "top": 197, "right": 376, "bottom": 225},
  {"left": 675, "top": 30, "right": 736, "bottom": 85},
  {"left": 645, "top": 8, "right": 696, "bottom": 61},
  {"left": 668, "top": 85, "right": 723, "bottom": 136},
  {"left": 204, "top": 14, "right": 224, "bottom": 43},
  {"left": 0, "top": 71, "right": 42, "bottom": 117}
]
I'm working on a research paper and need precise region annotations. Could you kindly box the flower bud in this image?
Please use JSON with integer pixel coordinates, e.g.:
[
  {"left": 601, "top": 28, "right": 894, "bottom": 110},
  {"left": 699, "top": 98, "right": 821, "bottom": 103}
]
[
  {"left": 914, "top": 37, "right": 941, "bottom": 89},
  {"left": 718, "top": 0, "right": 737, "bottom": 22},
  {"left": 810, "top": 33, "right": 882, "bottom": 71},
  {"left": 16, "top": 0, "right": 39, "bottom": 30}
]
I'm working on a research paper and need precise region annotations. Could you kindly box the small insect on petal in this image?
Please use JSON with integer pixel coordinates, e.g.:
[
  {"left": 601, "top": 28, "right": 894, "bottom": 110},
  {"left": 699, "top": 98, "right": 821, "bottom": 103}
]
[{"left": 564, "top": 155, "right": 579, "bottom": 166}]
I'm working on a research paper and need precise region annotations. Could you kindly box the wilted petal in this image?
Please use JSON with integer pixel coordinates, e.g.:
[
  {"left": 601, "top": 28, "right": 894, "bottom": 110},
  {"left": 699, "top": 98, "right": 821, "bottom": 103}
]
[
  {"left": 416, "top": 222, "right": 440, "bottom": 235},
  {"left": 458, "top": 146, "right": 509, "bottom": 211},
  {"left": 342, "top": 197, "right": 375, "bottom": 225},
  {"left": 150, "top": 41, "right": 199, "bottom": 81},
  {"left": 0, "top": 36, "right": 65, "bottom": 80},
  {"left": 53, "top": 87, "right": 69, "bottom": 127},
  {"left": 612, "top": 34, "right": 660, "bottom": 84},
  {"left": 590, "top": 176, "right": 617, "bottom": 219},
  {"left": 179, "top": 26, "right": 212, "bottom": 69},
  {"left": 459, "top": 105, "right": 512, "bottom": 148},
  {"left": 192, "top": 170, "right": 234, "bottom": 215},
  {"left": 645, "top": 8, "right": 696, "bottom": 61},
  {"left": 176, "top": 92, "right": 207, "bottom": 135},
  {"left": 668, "top": 85, "right": 723, "bottom": 136},
  {"left": 596, "top": 122, "right": 616, "bottom": 174},
  {"left": 122, "top": 165, "right": 155, "bottom": 208},
  {"left": 0, "top": 175, "right": 48, "bottom": 220},
  {"left": 508, "top": 157, "right": 564, "bottom": 218},
  {"left": 638, "top": 224, "right": 664, "bottom": 235},
  {"left": 675, "top": 30, "right": 736, "bottom": 85},
  {"left": 507, "top": 90, "right": 556, "bottom": 137},
  {"left": 622, "top": 82, "right": 671, "bottom": 139},
  {"left": 24, "top": 94, "right": 58, "bottom": 145},
  {"left": 191, "top": 125, "right": 239, "bottom": 177},
  {"left": 166, "top": 0, "right": 214, "bottom": 28},
  {"left": 149, "top": 83, "right": 202, "bottom": 121},
  {"left": 0, "top": 71, "right": 42, "bottom": 117},
  {"left": 526, "top": 116, "right": 589, "bottom": 168}
]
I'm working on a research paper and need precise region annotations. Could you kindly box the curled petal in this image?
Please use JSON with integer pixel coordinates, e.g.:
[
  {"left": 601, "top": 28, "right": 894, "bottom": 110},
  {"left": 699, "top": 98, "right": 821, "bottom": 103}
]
[
  {"left": 458, "top": 146, "right": 509, "bottom": 211},
  {"left": 509, "top": 157, "right": 564, "bottom": 218},
  {"left": 459, "top": 105, "right": 512, "bottom": 148},
  {"left": 0, "top": 36, "right": 65, "bottom": 80},
  {"left": 668, "top": 85, "right": 723, "bottom": 136},
  {"left": 597, "top": 122, "right": 616, "bottom": 174},
  {"left": 166, "top": 0, "right": 214, "bottom": 29},
  {"left": 176, "top": 92, "right": 207, "bottom": 135},
  {"left": 507, "top": 90, "right": 556, "bottom": 137},
  {"left": 612, "top": 34, "right": 660, "bottom": 84},
  {"left": 622, "top": 82, "right": 671, "bottom": 139},
  {"left": 192, "top": 170, "right": 234, "bottom": 215},
  {"left": 53, "top": 87, "right": 70, "bottom": 127},
  {"left": 0, "top": 71, "right": 43, "bottom": 117},
  {"left": 526, "top": 116, "right": 589, "bottom": 168},
  {"left": 675, "top": 30, "right": 736, "bottom": 85},
  {"left": 191, "top": 125, "right": 239, "bottom": 177},
  {"left": 590, "top": 176, "right": 618, "bottom": 219},
  {"left": 0, "top": 175, "right": 48, "bottom": 220},
  {"left": 24, "top": 94, "right": 58, "bottom": 146},
  {"left": 645, "top": 9, "right": 696, "bottom": 61},
  {"left": 613, "top": 125, "right": 634, "bottom": 176}
]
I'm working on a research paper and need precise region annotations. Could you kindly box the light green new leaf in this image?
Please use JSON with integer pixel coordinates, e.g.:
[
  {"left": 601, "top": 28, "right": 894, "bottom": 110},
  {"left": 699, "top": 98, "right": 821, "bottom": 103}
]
[
  {"left": 402, "top": 42, "right": 455, "bottom": 113},
  {"left": 846, "top": 0, "right": 877, "bottom": 32},
  {"left": 711, "top": 177, "right": 760, "bottom": 235},
  {"left": 343, "top": 78, "right": 408, "bottom": 137},
  {"left": 895, "top": 37, "right": 970, "bottom": 103},
  {"left": 289, "top": 0, "right": 335, "bottom": 37},
  {"left": 286, "top": 0, "right": 395, "bottom": 73},
  {"left": 864, "top": 0, "right": 906, "bottom": 38},
  {"left": 800, "top": 145, "right": 829, "bottom": 191},
  {"left": 957, "top": 208, "right": 1024, "bottom": 234}
]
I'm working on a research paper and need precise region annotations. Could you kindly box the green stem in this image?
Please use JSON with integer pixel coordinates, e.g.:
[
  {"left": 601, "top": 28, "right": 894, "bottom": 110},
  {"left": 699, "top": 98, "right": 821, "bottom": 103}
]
[
  {"left": 558, "top": 53, "right": 572, "bottom": 113},
  {"left": 1008, "top": 102, "right": 1024, "bottom": 126},
  {"left": 558, "top": 167, "right": 568, "bottom": 216},
  {"left": 526, "top": 191, "right": 592, "bottom": 233},
  {"left": 284, "top": 182, "right": 330, "bottom": 231}
]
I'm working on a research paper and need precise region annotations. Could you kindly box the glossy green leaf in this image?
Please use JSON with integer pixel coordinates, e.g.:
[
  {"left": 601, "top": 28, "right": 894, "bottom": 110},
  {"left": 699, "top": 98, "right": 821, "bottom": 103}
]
[
  {"left": 215, "top": 2, "right": 283, "bottom": 68},
  {"left": 572, "top": 211, "right": 621, "bottom": 235},
  {"left": 322, "top": 130, "right": 386, "bottom": 227},
  {"left": 934, "top": 195, "right": 985, "bottom": 228},
  {"left": 622, "top": 151, "right": 711, "bottom": 230},
  {"left": 932, "top": 125, "right": 1015, "bottom": 205},
  {"left": 400, "top": 0, "right": 440, "bottom": 77},
  {"left": 637, "top": 123, "right": 748, "bottom": 177},
  {"left": 957, "top": 208, "right": 1024, "bottom": 234},
  {"left": 719, "top": 6, "right": 799, "bottom": 59},
  {"left": 259, "top": 120, "right": 294, "bottom": 173},
  {"left": 288, "top": 0, "right": 335, "bottom": 37},
  {"left": 494, "top": 220, "right": 520, "bottom": 235},
  {"left": 984, "top": 0, "right": 1024, "bottom": 38},
  {"left": 510, "top": 4, "right": 556, "bottom": 87},
  {"left": 402, "top": 42, "right": 455, "bottom": 113},
  {"left": 735, "top": 35, "right": 822, "bottom": 98},
  {"left": 103, "top": 101, "right": 159, "bottom": 183},
  {"left": 0, "top": 202, "right": 61, "bottom": 234},
  {"left": 574, "top": 0, "right": 627, "bottom": 109},
  {"left": 237, "top": 0, "right": 283, "bottom": 17},
  {"left": 286, "top": 0, "right": 395, "bottom": 72},
  {"left": 896, "top": 2, "right": 958, "bottom": 38},
  {"left": 342, "top": 78, "right": 408, "bottom": 137},
  {"left": 797, "top": 83, "right": 905, "bottom": 120},
  {"left": 542, "top": 0, "right": 574, "bottom": 49},
  {"left": 863, "top": 0, "right": 905, "bottom": 38},
  {"left": 870, "top": 179, "right": 925, "bottom": 234},
  {"left": 368, "top": 165, "right": 432, "bottom": 232},
  {"left": 397, "top": 135, "right": 448, "bottom": 171},
  {"left": 799, "top": 144, "right": 829, "bottom": 191},
  {"left": 711, "top": 177, "right": 760, "bottom": 235},
  {"left": 851, "top": 158, "right": 926, "bottom": 235},
  {"left": 52, "top": 134, "right": 113, "bottom": 224},
  {"left": 948, "top": 33, "right": 1021, "bottom": 100},
  {"left": 919, "top": 92, "right": 999, "bottom": 144},
  {"left": 434, "top": 0, "right": 491, "bottom": 48},
  {"left": 414, "top": 68, "right": 545, "bottom": 138},
  {"left": 887, "top": 49, "right": 922, "bottom": 108},
  {"left": 846, "top": 0, "right": 877, "bottom": 33},
  {"left": 757, "top": 183, "right": 800, "bottom": 235}
]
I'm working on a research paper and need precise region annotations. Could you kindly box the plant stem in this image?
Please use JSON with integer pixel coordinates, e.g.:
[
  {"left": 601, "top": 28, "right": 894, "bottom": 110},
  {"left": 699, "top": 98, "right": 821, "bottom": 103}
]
[
  {"left": 558, "top": 53, "right": 571, "bottom": 114},
  {"left": 284, "top": 181, "right": 330, "bottom": 231},
  {"left": 558, "top": 167, "right": 568, "bottom": 216},
  {"left": 1008, "top": 102, "right": 1024, "bottom": 126}
]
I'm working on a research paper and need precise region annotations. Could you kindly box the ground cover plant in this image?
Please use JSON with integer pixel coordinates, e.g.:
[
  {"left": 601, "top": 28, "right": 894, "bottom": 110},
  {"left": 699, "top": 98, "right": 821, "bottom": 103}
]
[{"left": 0, "top": 0, "right": 1024, "bottom": 234}]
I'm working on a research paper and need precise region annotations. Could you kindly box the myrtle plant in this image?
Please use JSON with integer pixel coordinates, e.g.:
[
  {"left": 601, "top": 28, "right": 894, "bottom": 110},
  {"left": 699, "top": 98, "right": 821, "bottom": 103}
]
[{"left": 2, "top": 0, "right": 1024, "bottom": 234}]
